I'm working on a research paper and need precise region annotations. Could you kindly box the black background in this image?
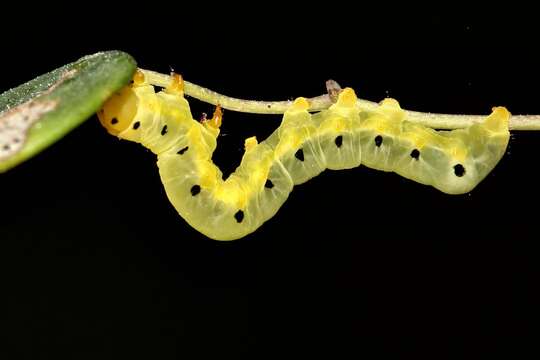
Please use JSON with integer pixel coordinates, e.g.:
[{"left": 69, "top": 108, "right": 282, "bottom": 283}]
[{"left": 1, "top": 5, "right": 539, "bottom": 359}]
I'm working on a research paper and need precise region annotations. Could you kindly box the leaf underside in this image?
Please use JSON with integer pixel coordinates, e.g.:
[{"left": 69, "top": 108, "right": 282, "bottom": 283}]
[{"left": 0, "top": 50, "right": 137, "bottom": 172}]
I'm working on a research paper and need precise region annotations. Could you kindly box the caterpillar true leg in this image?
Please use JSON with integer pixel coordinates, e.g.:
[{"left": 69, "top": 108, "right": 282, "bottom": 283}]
[{"left": 98, "top": 72, "right": 509, "bottom": 240}]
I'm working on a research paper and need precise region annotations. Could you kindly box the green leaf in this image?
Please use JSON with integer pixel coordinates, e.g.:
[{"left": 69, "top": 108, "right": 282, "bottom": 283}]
[{"left": 0, "top": 50, "right": 137, "bottom": 172}]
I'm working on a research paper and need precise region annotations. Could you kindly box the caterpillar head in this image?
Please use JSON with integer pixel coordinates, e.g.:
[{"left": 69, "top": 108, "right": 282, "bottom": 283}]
[
  {"left": 97, "top": 86, "right": 139, "bottom": 137},
  {"left": 97, "top": 71, "right": 143, "bottom": 137}
]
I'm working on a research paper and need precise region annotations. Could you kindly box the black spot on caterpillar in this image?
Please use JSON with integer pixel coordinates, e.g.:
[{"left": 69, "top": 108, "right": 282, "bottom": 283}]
[
  {"left": 265, "top": 179, "right": 274, "bottom": 189},
  {"left": 335, "top": 135, "right": 343, "bottom": 148},
  {"left": 234, "top": 210, "right": 245, "bottom": 223},
  {"left": 97, "top": 72, "right": 510, "bottom": 241},
  {"left": 191, "top": 185, "right": 201, "bottom": 196},
  {"left": 295, "top": 148, "right": 305, "bottom": 161},
  {"left": 454, "top": 164, "right": 466, "bottom": 177},
  {"left": 161, "top": 125, "right": 168, "bottom": 136},
  {"left": 374, "top": 135, "right": 383, "bottom": 147}
]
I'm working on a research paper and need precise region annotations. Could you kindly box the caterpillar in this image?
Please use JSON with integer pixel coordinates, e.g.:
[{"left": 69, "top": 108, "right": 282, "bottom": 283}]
[{"left": 98, "top": 70, "right": 510, "bottom": 241}]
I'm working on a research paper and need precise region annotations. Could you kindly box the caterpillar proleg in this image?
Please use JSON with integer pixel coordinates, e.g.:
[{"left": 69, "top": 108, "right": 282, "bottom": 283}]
[{"left": 98, "top": 71, "right": 510, "bottom": 241}]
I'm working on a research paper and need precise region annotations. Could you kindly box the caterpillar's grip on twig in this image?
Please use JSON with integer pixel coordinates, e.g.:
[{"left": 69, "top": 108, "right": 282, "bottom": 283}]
[{"left": 98, "top": 71, "right": 510, "bottom": 241}]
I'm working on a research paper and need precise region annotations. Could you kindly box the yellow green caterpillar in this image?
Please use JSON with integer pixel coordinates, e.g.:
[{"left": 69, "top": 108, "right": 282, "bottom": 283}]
[{"left": 98, "top": 70, "right": 510, "bottom": 240}]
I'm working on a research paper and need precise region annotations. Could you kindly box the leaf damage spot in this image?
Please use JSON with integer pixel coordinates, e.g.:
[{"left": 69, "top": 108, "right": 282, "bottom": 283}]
[
  {"left": 0, "top": 99, "right": 58, "bottom": 161},
  {"left": 0, "top": 69, "right": 76, "bottom": 162},
  {"left": 48, "top": 69, "right": 77, "bottom": 92}
]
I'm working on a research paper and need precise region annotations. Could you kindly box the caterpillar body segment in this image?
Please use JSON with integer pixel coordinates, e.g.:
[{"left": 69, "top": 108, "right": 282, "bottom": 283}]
[{"left": 98, "top": 74, "right": 510, "bottom": 240}]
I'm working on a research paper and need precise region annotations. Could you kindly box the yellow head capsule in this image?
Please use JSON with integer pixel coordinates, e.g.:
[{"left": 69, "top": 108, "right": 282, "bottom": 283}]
[{"left": 97, "top": 86, "right": 138, "bottom": 136}]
